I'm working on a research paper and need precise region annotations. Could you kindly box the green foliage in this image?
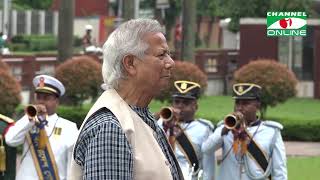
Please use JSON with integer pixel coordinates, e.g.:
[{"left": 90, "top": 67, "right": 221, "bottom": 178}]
[
  {"left": 154, "top": 61, "right": 208, "bottom": 102},
  {"left": 13, "top": 0, "right": 53, "bottom": 10},
  {"left": 234, "top": 59, "right": 298, "bottom": 118},
  {"left": 281, "top": 121, "right": 320, "bottom": 141},
  {"left": 0, "top": 70, "right": 21, "bottom": 116},
  {"left": 57, "top": 105, "right": 90, "bottom": 128},
  {"left": 55, "top": 56, "right": 103, "bottom": 106},
  {"left": 10, "top": 35, "right": 57, "bottom": 51},
  {"left": 209, "top": 0, "right": 315, "bottom": 32},
  {"left": 270, "top": 0, "right": 317, "bottom": 17}
]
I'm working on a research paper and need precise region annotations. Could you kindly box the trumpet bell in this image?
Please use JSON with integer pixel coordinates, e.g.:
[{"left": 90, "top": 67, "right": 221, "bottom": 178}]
[
  {"left": 159, "top": 107, "right": 174, "bottom": 122},
  {"left": 26, "top": 105, "right": 38, "bottom": 118},
  {"left": 224, "top": 114, "right": 238, "bottom": 130}
]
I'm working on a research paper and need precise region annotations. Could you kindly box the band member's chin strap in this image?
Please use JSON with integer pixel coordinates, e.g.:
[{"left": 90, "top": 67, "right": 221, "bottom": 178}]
[{"left": 175, "top": 125, "right": 199, "bottom": 174}]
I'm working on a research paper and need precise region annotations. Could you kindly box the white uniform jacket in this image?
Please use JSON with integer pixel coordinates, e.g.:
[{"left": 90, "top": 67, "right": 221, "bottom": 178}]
[
  {"left": 159, "top": 118, "right": 216, "bottom": 180},
  {"left": 202, "top": 120, "right": 287, "bottom": 180},
  {"left": 5, "top": 114, "right": 78, "bottom": 180}
]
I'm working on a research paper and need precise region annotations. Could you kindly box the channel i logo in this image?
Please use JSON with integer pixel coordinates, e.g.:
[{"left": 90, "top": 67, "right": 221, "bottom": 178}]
[{"left": 267, "top": 12, "right": 307, "bottom": 37}]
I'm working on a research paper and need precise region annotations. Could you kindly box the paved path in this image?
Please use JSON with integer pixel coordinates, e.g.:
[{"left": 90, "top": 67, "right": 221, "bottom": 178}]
[{"left": 284, "top": 141, "right": 320, "bottom": 157}]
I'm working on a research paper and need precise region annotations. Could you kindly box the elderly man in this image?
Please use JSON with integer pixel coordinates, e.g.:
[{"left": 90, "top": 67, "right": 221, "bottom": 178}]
[
  {"left": 70, "top": 19, "right": 184, "bottom": 180},
  {"left": 202, "top": 83, "right": 287, "bottom": 180},
  {"left": 5, "top": 75, "right": 79, "bottom": 180},
  {"left": 158, "top": 80, "right": 216, "bottom": 180}
]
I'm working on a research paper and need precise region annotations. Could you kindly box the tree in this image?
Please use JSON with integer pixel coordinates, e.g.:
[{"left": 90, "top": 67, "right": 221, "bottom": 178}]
[
  {"left": 122, "top": 0, "right": 135, "bottom": 20},
  {"left": 12, "top": 0, "right": 53, "bottom": 9},
  {"left": 58, "top": 0, "right": 74, "bottom": 62},
  {"left": 55, "top": 56, "right": 102, "bottom": 106},
  {"left": 234, "top": 59, "right": 298, "bottom": 118},
  {"left": 210, "top": 0, "right": 315, "bottom": 32},
  {"left": 0, "top": 60, "right": 10, "bottom": 71},
  {"left": 0, "top": 70, "right": 21, "bottom": 116},
  {"left": 155, "top": 61, "right": 207, "bottom": 102},
  {"left": 180, "top": 0, "right": 196, "bottom": 62}
]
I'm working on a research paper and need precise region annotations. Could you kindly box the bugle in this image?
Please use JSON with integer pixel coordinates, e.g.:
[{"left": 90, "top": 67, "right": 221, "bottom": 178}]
[
  {"left": 25, "top": 105, "right": 39, "bottom": 121},
  {"left": 224, "top": 112, "right": 244, "bottom": 130},
  {"left": 25, "top": 105, "right": 48, "bottom": 149},
  {"left": 25, "top": 105, "right": 48, "bottom": 123},
  {"left": 159, "top": 107, "right": 175, "bottom": 122}
]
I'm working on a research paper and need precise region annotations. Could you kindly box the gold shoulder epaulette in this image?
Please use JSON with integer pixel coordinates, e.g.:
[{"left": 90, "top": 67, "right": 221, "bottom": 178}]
[{"left": 0, "top": 114, "right": 15, "bottom": 124}]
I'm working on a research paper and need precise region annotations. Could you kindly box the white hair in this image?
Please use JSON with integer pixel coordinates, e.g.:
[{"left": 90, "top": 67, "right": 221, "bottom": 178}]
[{"left": 101, "top": 18, "right": 165, "bottom": 89}]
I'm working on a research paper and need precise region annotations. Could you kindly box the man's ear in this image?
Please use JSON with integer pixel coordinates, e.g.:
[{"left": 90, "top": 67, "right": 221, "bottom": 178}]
[{"left": 122, "top": 55, "right": 136, "bottom": 75}]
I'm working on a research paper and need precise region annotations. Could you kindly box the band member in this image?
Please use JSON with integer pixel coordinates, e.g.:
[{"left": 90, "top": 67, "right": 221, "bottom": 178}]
[
  {"left": 158, "top": 80, "right": 216, "bottom": 180},
  {"left": 5, "top": 75, "right": 78, "bottom": 180},
  {"left": 202, "top": 83, "right": 287, "bottom": 180},
  {"left": 0, "top": 114, "right": 16, "bottom": 180}
]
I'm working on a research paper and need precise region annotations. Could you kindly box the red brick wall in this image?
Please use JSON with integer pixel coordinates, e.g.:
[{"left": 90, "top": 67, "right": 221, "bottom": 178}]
[
  {"left": 52, "top": 0, "right": 109, "bottom": 17},
  {"left": 239, "top": 24, "right": 278, "bottom": 66}
]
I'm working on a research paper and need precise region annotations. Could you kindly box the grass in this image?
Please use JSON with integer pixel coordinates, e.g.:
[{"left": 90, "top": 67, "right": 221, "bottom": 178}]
[
  {"left": 287, "top": 156, "right": 320, "bottom": 180},
  {"left": 214, "top": 156, "right": 320, "bottom": 179},
  {"left": 149, "top": 96, "right": 320, "bottom": 124}
]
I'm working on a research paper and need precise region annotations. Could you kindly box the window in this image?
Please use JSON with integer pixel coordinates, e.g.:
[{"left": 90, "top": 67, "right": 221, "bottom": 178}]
[
  {"left": 11, "top": 66, "right": 22, "bottom": 81},
  {"left": 39, "top": 64, "right": 55, "bottom": 76},
  {"left": 278, "top": 27, "right": 314, "bottom": 80},
  {"left": 205, "top": 58, "right": 218, "bottom": 73}
]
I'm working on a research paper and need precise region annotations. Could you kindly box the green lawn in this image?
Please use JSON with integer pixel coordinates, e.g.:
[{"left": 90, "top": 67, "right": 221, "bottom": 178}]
[
  {"left": 287, "top": 156, "right": 320, "bottom": 180},
  {"left": 149, "top": 96, "right": 320, "bottom": 124},
  {"left": 214, "top": 156, "right": 320, "bottom": 179}
]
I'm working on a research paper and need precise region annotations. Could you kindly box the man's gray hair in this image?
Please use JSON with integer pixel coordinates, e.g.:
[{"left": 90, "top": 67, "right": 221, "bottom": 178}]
[{"left": 102, "top": 18, "right": 165, "bottom": 89}]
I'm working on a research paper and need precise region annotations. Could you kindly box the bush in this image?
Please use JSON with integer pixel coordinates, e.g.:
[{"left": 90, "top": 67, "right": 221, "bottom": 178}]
[
  {"left": 234, "top": 59, "right": 298, "bottom": 118},
  {"left": 0, "top": 70, "right": 21, "bottom": 116},
  {"left": 9, "top": 34, "right": 57, "bottom": 51},
  {"left": 55, "top": 56, "right": 102, "bottom": 106},
  {"left": 57, "top": 105, "right": 90, "bottom": 128},
  {"left": 281, "top": 120, "right": 320, "bottom": 141},
  {"left": 154, "top": 61, "right": 208, "bottom": 102},
  {"left": 0, "top": 60, "right": 10, "bottom": 71}
]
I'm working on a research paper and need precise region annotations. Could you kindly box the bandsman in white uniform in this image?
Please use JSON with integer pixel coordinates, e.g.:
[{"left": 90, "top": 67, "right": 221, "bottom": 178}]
[
  {"left": 202, "top": 83, "right": 287, "bottom": 180},
  {"left": 5, "top": 75, "right": 78, "bottom": 180},
  {"left": 158, "top": 80, "right": 216, "bottom": 180}
]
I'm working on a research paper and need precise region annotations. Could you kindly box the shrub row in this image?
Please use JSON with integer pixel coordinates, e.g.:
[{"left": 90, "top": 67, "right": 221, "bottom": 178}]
[
  {"left": 57, "top": 106, "right": 320, "bottom": 141},
  {"left": 9, "top": 35, "right": 82, "bottom": 51}
]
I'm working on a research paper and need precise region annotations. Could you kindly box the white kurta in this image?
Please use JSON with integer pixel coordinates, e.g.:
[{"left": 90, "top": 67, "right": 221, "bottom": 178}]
[
  {"left": 5, "top": 114, "right": 78, "bottom": 180},
  {"left": 202, "top": 121, "right": 287, "bottom": 180},
  {"left": 159, "top": 119, "right": 216, "bottom": 180}
]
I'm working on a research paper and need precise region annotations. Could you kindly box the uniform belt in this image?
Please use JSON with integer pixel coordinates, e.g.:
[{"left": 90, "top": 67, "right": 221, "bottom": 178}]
[{"left": 175, "top": 126, "right": 199, "bottom": 172}]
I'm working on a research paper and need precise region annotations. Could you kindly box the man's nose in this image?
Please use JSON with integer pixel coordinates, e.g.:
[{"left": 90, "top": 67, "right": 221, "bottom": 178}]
[{"left": 164, "top": 55, "right": 174, "bottom": 69}]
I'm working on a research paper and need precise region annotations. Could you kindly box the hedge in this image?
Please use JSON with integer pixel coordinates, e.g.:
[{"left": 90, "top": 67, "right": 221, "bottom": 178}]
[
  {"left": 9, "top": 34, "right": 82, "bottom": 52},
  {"left": 56, "top": 105, "right": 320, "bottom": 141}
]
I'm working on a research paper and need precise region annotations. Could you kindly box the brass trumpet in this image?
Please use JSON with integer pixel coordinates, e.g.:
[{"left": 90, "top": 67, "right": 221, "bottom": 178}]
[
  {"left": 26, "top": 105, "right": 38, "bottom": 120},
  {"left": 25, "top": 105, "right": 48, "bottom": 149},
  {"left": 159, "top": 107, "right": 175, "bottom": 122},
  {"left": 25, "top": 105, "right": 48, "bottom": 123},
  {"left": 224, "top": 112, "right": 244, "bottom": 130}
]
